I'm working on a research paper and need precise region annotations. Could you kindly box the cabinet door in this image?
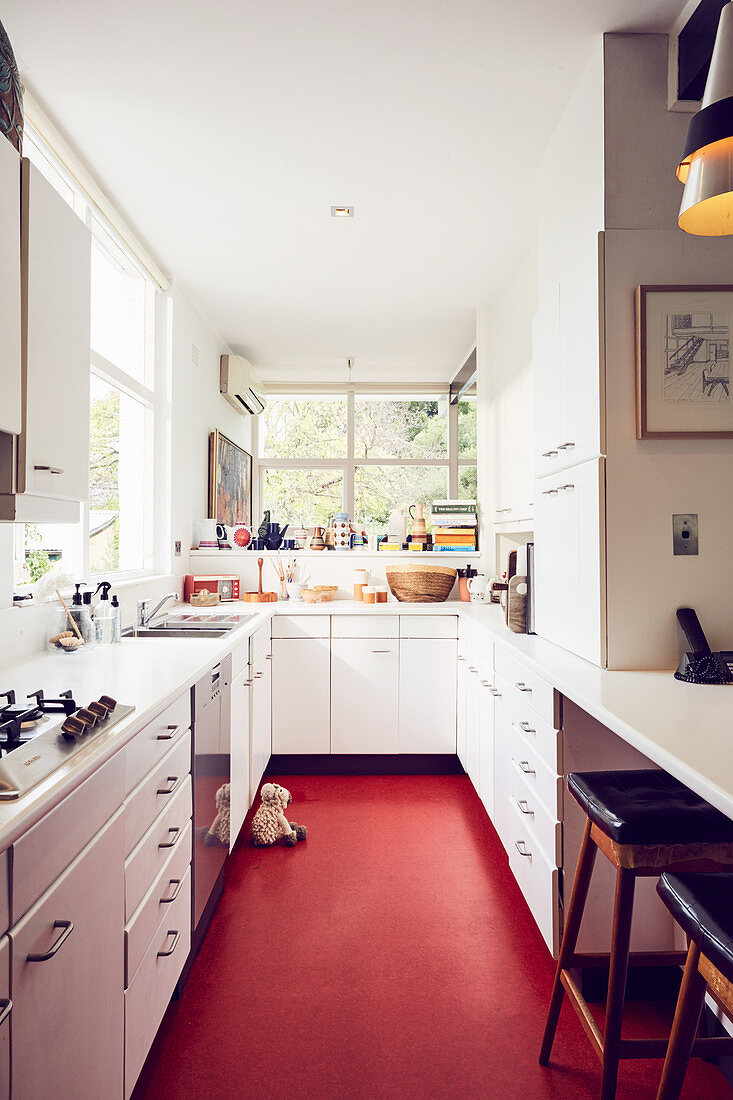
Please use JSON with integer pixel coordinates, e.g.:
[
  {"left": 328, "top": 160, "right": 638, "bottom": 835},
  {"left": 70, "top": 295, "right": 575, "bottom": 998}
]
[
  {"left": 477, "top": 667, "right": 495, "bottom": 819},
  {"left": 557, "top": 235, "right": 602, "bottom": 469},
  {"left": 532, "top": 294, "right": 563, "bottom": 477},
  {"left": 493, "top": 387, "right": 509, "bottom": 520},
  {"left": 464, "top": 657, "right": 481, "bottom": 791},
  {"left": 272, "top": 638, "right": 330, "bottom": 754},
  {"left": 20, "top": 159, "right": 91, "bottom": 502},
  {"left": 492, "top": 676, "right": 514, "bottom": 855},
  {"left": 229, "top": 670, "right": 252, "bottom": 849},
  {"left": 534, "top": 458, "right": 603, "bottom": 665},
  {"left": 0, "top": 936, "right": 8, "bottom": 1100},
  {"left": 0, "top": 138, "right": 20, "bottom": 436},
  {"left": 398, "top": 639, "right": 457, "bottom": 754},
  {"left": 250, "top": 652, "right": 272, "bottom": 803},
  {"left": 331, "top": 639, "right": 398, "bottom": 753},
  {"left": 11, "top": 811, "right": 124, "bottom": 1100},
  {"left": 456, "top": 646, "right": 468, "bottom": 768}
]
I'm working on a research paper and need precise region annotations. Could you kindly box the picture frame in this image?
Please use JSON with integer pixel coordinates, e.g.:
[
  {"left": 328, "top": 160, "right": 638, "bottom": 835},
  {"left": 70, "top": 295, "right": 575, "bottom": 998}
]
[
  {"left": 635, "top": 284, "right": 733, "bottom": 439},
  {"left": 208, "top": 430, "right": 252, "bottom": 527}
]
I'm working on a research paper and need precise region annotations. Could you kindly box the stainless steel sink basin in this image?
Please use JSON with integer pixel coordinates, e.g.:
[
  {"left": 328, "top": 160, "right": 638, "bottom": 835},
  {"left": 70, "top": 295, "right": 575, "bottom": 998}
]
[
  {"left": 122, "top": 613, "right": 254, "bottom": 640},
  {"left": 123, "top": 626, "right": 230, "bottom": 639}
]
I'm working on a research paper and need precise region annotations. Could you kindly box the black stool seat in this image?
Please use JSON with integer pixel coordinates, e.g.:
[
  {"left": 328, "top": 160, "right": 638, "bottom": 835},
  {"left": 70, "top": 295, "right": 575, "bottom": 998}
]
[
  {"left": 658, "top": 872, "right": 733, "bottom": 985},
  {"left": 566, "top": 769, "right": 733, "bottom": 846}
]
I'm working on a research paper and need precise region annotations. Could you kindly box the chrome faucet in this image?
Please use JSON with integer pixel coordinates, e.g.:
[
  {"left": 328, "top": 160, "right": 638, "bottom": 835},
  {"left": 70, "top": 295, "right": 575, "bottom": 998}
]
[{"left": 137, "top": 592, "right": 180, "bottom": 628}]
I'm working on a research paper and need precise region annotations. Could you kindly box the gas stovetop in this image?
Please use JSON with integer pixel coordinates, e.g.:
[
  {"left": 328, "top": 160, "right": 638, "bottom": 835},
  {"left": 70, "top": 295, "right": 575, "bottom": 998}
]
[{"left": 0, "top": 689, "right": 135, "bottom": 800}]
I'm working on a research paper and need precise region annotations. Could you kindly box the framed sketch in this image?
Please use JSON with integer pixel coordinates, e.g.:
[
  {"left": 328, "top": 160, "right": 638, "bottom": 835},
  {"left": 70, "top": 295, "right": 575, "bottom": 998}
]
[
  {"left": 635, "top": 284, "right": 733, "bottom": 438},
  {"left": 208, "top": 430, "right": 252, "bottom": 526}
]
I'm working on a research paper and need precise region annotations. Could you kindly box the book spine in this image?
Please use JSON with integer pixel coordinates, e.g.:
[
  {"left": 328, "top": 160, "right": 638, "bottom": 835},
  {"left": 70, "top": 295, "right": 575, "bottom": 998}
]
[{"left": 434, "top": 546, "right": 477, "bottom": 552}]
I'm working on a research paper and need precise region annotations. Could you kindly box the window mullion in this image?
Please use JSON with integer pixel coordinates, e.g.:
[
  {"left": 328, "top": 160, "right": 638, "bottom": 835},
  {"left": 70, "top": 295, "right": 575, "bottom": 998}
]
[
  {"left": 448, "top": 400, "right": 459, "bottom": 498},
  {"left": 346, "top": 392, "right": 355, "bottom": 517}
]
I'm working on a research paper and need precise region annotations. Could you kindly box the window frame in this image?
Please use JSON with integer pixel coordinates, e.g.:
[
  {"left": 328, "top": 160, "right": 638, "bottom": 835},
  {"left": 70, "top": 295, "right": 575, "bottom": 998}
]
[
  {"left": 255, "top": 389, "right": 477, "bottom": 522},
  {"left": 13, "top": 124, "right": 170, "bottom": 589}
]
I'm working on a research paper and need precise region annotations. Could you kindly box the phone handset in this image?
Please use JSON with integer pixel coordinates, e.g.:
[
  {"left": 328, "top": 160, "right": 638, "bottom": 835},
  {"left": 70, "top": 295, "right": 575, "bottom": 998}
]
[{"left": 675, "top": 607, "right": 733, "bottom": 684}]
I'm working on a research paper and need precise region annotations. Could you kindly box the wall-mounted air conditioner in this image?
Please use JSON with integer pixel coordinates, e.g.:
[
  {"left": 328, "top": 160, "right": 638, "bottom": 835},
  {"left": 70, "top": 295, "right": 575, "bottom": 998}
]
[{"left": 220, "top": 355, "right": 266, "bottom": 416}]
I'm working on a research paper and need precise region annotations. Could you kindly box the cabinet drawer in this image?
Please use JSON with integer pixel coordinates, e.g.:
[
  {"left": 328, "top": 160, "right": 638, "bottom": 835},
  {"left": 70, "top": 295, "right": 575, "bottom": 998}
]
[
  {"left": 399, "top": 615, "right": 458, "bottom": 639},
  {"left": 125, "top": 820, "right": 192, "bottom": 987},
  {"left": 510, "top": 724, "right": 562, "bottom": 819},
  {"left": 332, "top": 615, "right": 399, "bottom": 638},
  {"left": 124, "top": 867, "right": 191, "bottom": 1098},
  {"left": 125, "top": 692, "right": 191, "bottom": 796},
  {"left": 460, "top": 617, "right": 493, "bottom": 657},
  {"left": 13, "top": 749, "right": 125, "bottom": 922},
  {"left": 125, "top": 777, "right": 192, "bottom": 920},
  {"left": 509, "top": 703, "right": 563, "bottom": 776},
  {"left": 230, "top": 637, "right": 250, "bottom": 677},
  {"left": 251, "top": 622, "right": 271, "bottom": 660},
  {"left": 124, "top": 732, "right": 191, "bottom": 856},
  {"left": 495, "top": 647, "right": 557, "bottom": 728},
  {"left": 508, "top": 760, "right": 562, "bottom": 867},
  {"left": 272, "top": 615, "right": 330, "bottom": 639},
  {"left": 507, "top": 798, "right": 561, "bottom": 956}
]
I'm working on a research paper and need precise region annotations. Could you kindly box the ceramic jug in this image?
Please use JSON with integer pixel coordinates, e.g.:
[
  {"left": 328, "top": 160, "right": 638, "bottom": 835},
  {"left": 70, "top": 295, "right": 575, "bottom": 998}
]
[
  {"left": 409, "top": 504, "right": 427, "bottom": 540},
  {"left": 310, "top": 526, "right": 326, "bottom": 550}
]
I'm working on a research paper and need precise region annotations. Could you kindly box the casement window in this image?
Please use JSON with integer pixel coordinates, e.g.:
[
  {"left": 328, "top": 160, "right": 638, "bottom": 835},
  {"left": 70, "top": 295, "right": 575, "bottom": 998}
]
[
  {"left": 256, "top": 392, "right": 477, "bottom": 529},
  {"left": 13, "top": 125, "right": 169, "bottom": 588}
]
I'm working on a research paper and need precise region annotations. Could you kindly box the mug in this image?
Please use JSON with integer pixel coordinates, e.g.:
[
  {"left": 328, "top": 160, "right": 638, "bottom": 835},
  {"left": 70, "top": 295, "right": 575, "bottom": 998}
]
[
  {"left": 195, "top": 519, "right": 218, "bottom": 549},
  {"left": 282, "top": 538, "right": 296, "bottom": 550},
  {"left": 468, "top": 574, "right": 488, "bottom": 603},
  {"left": 250, "top": 537, "right": 266, "bottom": 551}
]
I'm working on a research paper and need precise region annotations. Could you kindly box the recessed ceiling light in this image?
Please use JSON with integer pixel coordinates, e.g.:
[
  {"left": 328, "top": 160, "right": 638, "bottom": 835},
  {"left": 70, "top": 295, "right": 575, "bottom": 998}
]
[{"left": 331, "top": 206, "right": 354, "bottom": 218}]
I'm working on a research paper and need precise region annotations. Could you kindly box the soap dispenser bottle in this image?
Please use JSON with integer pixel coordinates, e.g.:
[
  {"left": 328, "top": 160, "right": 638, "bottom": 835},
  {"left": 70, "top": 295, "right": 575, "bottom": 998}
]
[
  {"left": 70, "top": 582, "right": 95, "bottom": 646},
  {"left": 111, "top": 594, "right": 121, "bottom": 644},
  {"left": 93, "top": 581, "right": 115, "bottom": 646}
]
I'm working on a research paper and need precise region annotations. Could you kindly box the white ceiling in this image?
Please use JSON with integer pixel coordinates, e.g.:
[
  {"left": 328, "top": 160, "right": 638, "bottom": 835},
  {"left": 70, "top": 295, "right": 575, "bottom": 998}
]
[{"left": 5, "top": 0, "right": 686, "bottom": 377}]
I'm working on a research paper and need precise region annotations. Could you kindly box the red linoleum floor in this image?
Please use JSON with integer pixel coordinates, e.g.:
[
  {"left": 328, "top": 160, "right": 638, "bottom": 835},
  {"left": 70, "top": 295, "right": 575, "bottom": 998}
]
[{"left": 133, "top": 775, "right": 733, "bottom": 1099}]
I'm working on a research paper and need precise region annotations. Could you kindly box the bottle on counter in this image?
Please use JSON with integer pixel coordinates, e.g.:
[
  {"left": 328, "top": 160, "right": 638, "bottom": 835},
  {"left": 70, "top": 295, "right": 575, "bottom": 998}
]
[
  {"left": 69, "top": 582, "right": 95, "bottom": 645},
  {"left": 93, "top": 580, "right": 115, "bottom": 646},
  {"left": 111, "top": 594, "right": 121, "bottom": 644}
]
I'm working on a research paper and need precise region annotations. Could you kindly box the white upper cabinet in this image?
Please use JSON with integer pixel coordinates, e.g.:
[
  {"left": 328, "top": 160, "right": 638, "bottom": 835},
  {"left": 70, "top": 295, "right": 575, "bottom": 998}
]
[
  {"left": 0, "top": 138, "right": 21, "bottom": 437},
  {"left": 494, "top": 364, "right": 534, "bottom": 526},
  {"left": 0, "top": 159, "right": 91, "bottom": 521}
]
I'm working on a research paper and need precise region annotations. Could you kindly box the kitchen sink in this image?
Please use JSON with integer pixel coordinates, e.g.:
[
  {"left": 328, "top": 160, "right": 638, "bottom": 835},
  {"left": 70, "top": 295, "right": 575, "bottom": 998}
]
[
  {"left": 123, "top": 626, "right": 231, "bottom": 639},
  {"left": 122, "top": 612, "right": 255, "bottom": 640}
]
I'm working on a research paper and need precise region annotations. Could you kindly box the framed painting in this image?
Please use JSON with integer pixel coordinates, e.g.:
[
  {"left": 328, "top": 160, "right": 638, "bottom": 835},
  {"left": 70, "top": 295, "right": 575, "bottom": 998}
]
[
  {"left": 635, "top": 284, "right": 733, "bottom": 438},
  {"left": 208, "top": 430, "right": 252, "bottom": 526}
]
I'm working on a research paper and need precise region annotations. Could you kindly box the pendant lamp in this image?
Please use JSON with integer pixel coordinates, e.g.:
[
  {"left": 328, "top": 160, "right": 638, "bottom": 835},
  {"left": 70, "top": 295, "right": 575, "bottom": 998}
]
[{"left": 677, "top": 1, "right": 733, "bottom": 234}]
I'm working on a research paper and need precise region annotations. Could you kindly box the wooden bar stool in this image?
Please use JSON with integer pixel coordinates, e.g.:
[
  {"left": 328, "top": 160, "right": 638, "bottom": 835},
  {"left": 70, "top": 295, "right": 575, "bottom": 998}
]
[
  {"left": 656, "top": 872, "right": 733, "bottom": 1099},
  {"left": 539, "top": 769, "right": 733, "bottom": 1099}
]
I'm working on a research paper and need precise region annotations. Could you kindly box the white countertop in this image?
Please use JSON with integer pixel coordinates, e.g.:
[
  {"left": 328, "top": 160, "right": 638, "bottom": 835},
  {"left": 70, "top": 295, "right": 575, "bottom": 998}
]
[{"left": 2, "top": 596, "right": 733, "bottom": 846}]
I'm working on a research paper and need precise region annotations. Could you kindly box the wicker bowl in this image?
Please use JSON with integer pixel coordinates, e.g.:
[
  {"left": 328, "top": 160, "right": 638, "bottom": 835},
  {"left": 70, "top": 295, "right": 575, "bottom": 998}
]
[{"left": 385, "top": 563, "right": 457, "bottom": 603}]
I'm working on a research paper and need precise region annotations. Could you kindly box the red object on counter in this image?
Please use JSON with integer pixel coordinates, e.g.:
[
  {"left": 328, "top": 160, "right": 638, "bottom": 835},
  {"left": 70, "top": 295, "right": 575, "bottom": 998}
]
[{"left": 184, "top": 574, "right": 240, "bottom": 601}]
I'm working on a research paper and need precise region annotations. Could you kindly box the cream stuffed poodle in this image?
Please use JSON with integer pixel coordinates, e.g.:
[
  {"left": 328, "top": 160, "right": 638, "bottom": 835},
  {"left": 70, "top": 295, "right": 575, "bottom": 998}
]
[
  {"left": 250, "top": 782, "right": 307, "bottom": 847},
  {"left": 204, "top": 782, "right": 230, "bottom": 847}
]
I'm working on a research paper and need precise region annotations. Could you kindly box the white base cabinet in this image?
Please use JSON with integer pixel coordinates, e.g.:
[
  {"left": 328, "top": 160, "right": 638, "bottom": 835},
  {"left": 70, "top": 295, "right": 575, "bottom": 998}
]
[
  {"left": 331, "top": 638, "right": 399, "bottom": 753},
  {"left": 250, "top": 627, "right": 272, "bottom": 803},
  {"left": 398, "top": 638, "right": 457, "bottom": 753},
  {"left": 10, "top": 810, "right": 125, "bottom": 1100},
  {"left": 272, "top": 638, "right": 331, "bottom": 754},
  {"left": 229, "top": 669, "right": 252, "bottom": 850}
]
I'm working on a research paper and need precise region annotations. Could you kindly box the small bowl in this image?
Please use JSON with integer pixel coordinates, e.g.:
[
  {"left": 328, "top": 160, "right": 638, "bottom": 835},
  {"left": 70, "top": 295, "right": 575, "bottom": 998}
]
[
  {"left": 301, "top": 589, "right": 321, "bottom": 603},
  {"left": 313, "top": 585, "right": 338, "bottom": 594},
  {"left": 316, "top": 589, "right": 336, "bottom": 602},
  {"left": 286, "top": 581, "right": 305, "bottom": 600}
]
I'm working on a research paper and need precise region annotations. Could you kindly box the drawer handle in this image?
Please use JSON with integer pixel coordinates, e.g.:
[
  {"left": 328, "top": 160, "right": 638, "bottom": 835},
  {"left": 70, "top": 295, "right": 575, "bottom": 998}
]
[
  {"left": 491, "top": 689, "right": 502, "bottom": 698},
  {"left": 541, "top": 489, "right": 559, "bottom": 495},
  {"left": 254, "top": 672, "right": 264, "bottom": 679},
  {"left": 33, "top": 464, "right": 64, "bottom": 474},
  {"left": 541, "top": 450, "right": 558, "bottom": 458},
  {"left": 518, "top": 721, "right": 536, "bottom": 734},
  {"left": 468, "top": 666, "right": 478, "bottom": 673},
  {"left": 27, "top": 919, "right": 73, "bottom": 962},
  {"left": 0, "top": 998, "right": 11, "bottom": 1026},
  {"left": 457, "top": 656, "right": 465, "bottom": 662},
  {"left": 265, "top": 654, "right": 272, "bottom": 660},
  {"left": 517, "top": 799, "right": 534, "bottom": 816},
  {"left": 157, "top": 775, "right": 180, "bottom": 796},
  {"left": 158, "top": 826, "right": 181, "bottom": 850},
  {"left": 518, "top": 760, "right": 535, "bottom": 775},
  {"left": 515, "top": 840, "right": 532, "bottom": 858},
  {"left": 559, "top": 483, "right": 575, "bottom": 492},
  {"left": 372, "top": 649, "right": 392, "bottom": 654},
  {"left": 160, "top": 878, "right": 183, "bottom": 904},
  {"left": 242, "top": 679, "right": 254, "bottom": 687},
  {"left": 157, "top": 929, "right": 181, "bottom": 958},
  {"left": 480, "top": 680, "right": 491, "bottom": 687},
  {"left": 157, "top": 724, "right": 182, "bottom": 742},
  {"left": 557, "top": 441, "right": 575, "bottom": 450},
  {"left": 515, "top": 682, "right": 532, "bottom": 693}
]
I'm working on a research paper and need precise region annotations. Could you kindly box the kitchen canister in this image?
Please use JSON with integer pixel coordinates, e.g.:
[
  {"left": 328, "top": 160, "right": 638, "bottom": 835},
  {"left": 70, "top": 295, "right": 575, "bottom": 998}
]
[{"left": 353, "top": 568, "right": 370, "bottom": 601}]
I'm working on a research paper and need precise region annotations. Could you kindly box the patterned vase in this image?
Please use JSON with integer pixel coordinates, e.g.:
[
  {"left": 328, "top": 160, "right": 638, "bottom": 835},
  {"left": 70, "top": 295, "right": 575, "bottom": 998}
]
[{"left": 0, "top": 20, "right": 23, "bottom": 153}]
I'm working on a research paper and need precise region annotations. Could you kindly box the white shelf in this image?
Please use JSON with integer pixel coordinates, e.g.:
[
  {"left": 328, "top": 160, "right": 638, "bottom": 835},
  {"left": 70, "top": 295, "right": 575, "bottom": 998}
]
[{"left": 189, "top": 549, "right": 481, "bottom": 559}]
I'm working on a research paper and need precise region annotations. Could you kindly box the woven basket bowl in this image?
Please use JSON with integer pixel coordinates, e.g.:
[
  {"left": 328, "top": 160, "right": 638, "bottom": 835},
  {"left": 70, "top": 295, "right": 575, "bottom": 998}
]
[{"left": 385, "top": 563, "right": 457, "bottom": 603}]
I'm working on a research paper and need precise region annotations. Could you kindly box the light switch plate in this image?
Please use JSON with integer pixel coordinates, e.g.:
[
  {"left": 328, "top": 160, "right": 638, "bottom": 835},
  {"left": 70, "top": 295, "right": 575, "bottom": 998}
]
[{"left": 673, "top": 514, "right": 698, "bottom": 555}]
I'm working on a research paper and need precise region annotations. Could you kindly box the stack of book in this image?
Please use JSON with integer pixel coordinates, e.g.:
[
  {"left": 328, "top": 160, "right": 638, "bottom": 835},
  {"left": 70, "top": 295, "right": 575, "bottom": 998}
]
[{"left": 429, "top": 500, "right": 478, "bottom": 552}]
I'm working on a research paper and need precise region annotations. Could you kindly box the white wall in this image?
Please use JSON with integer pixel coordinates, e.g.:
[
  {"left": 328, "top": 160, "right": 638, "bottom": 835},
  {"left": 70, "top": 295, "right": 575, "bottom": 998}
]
[{"left": 602, "top": 34, "right": 733, "bottom": 668}]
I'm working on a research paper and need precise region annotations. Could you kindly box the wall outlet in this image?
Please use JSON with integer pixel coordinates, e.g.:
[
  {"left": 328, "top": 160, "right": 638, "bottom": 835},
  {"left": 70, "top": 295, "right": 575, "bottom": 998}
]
[
  {"left": 673, "top": 514, "right": 698, "bottom": 555},
  {"left": 174, "top": 540, "right": 182, "bottom": 557}
]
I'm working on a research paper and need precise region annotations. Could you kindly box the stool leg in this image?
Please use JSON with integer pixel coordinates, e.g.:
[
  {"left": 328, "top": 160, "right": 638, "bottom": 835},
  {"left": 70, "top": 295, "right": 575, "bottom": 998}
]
[
  {"left": 539, "top": 817, "right": 597, "bottom": 1065},
  {"left": 656, "top": 941, "right": 707, "bottom": 1100},
  {"left": 600, "top": 866, "right": 636, "bottom": 1100}
]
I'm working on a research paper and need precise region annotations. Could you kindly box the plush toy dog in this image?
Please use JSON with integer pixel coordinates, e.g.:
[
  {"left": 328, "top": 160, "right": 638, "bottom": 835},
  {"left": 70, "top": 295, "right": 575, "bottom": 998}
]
[
  {"left": 204, "top": 782, "right": 231, "bottom": 847},
  {"left": 250, "top": 782, "right": 307, "bottom": 847}
]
